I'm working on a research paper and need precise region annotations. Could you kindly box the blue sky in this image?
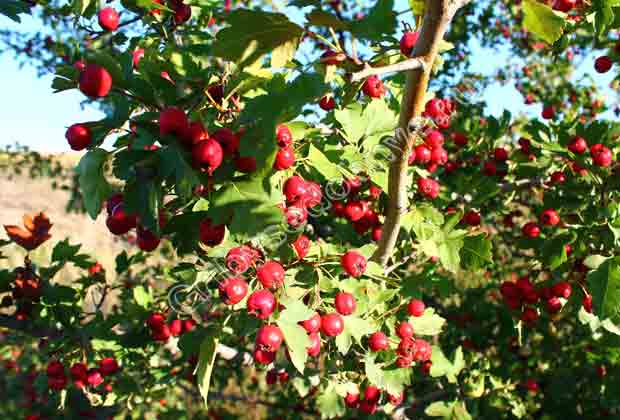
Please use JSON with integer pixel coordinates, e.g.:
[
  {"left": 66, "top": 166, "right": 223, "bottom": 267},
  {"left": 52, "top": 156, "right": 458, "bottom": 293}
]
[{"left": 0, "top": 4, "right": 611, "bottom": 153}]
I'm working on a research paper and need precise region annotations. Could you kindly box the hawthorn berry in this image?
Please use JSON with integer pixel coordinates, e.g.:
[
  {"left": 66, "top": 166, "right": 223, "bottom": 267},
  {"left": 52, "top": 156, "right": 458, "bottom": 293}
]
[
  {"left": 276, "top": 124, "right": 293, "bottom": 147},
  {"left": 283, "top": 176, "right": 307, "bottom": 203},
  {"left": 159, "top": 107, "right": 189, "bottom": 137},
  {"left": 79, "top": 64, "right": 112, "bottom": 98},
  {"left": 408, "top": 299, "right": 425, "bottom": 317},
  {"left": 521, "top": 307, "right": 539, "bottom": 323},
  {"left": 319, "top": 95, "right": 335, "bottom": 111},
  {"left": 307, "top": 332, "right": 321, "bottom": 357},
  {"left": 400, "top": 31, "right": 419, "bottom": 56},
  {"left": 211, "top": 128, "right": 240, "bottom": 156},
  {"left": 344, "top": 392, "right": 359, "bottom": 408},
  {"left": 300, "top": 313, "right": 321, "bottom": 334},
  {"left": 546, "top": 296, "right": 562, "bottom": 314},
  {"left": 182, "top": 121, "right": 209, "bottom": 146},
  {"left": 344, "top": 200, "right": 368, "bottom": 222},
  {"left": 192, "top": 139, "right": 223, "bottom": 174},
  {"left": 46, "top": 361, "right": 65, "bottom": 378},
  {"left": 292, "top": 235, "right": 311, "bottom": 259},
  {"left": 235, "top": 156, "right": 257, "bottom": 173},
  {"left": 173, "top": 2, "right": 191, "bottom": 24},
  {"left": 340, "top": 251, "right": 367, "bottom": 277},
  {"left": 334, "top": 292, "right": 356, "bottom": 316},
  {"left": 553, "top": 0, "right": 576, "bottom": 12},
  {"left": 320, "top": 313, "right": 344, "bottom": 337},
  {"left": 199, "top": 218, "right": 225, "bottom": 246},
  {"left": 256, "top": 324, "right": 284, "bottom": 352},
  {"left": 494, "top": 147, "right": 509, "bottom": 162},
  {"left": 417, "top": 177, "right": 440, "bottom": 199},
  {"left": 65, "top": 124, "right": 91, "bottom": 151},
  {"left": 368, "top": 331, "right": 389, "bottom": 352},
  {"left": 522, "top": 222, "right": 541, "bottom": 238},
  {"left": 98, "top": 7, "right": 119, "bottom": 32},
  {"left": 273, "top": 147, "right": 296, "bottom": 170},
  {"left": 226, "top": 246, "right": 254, "bottom": 274},
  {"left": 451, "top": 132, "right": 468, "bottom": 146},
  {"left": 256, "top": 261, "right": 286, "bottom": 289},
  {"left": 247, "top": 290, "right": 276, "bottom": 319},
  {"left": 552, "top": 281, "right": 572, "bottom": 299},
  {"left": 594, "top": 56, "right": 613, "bottom": 73},
  {"left": 396, "top": 321, "right": 414, "bottom": 339},
  {"left": 463, "top": 210, "right": 481, "bottom": 226},
  {"left": 590, "top": 143, "right": 613, "bottom": 167},
  {"left": 98, "top": 357, "right": 119, "bottom": 376},
  {"left": 540, "top": 209, "right": 560, "bottom": 226},
  {"left": 169, "top": 319, "right": 183, "bottom": 337},
  {"left": 362, "top": 76, "right": 385, "bottom": 98},
  {"left": 541, "top": 105, "right": 555, "bottom": 120},
  {"left": 132, "top": 48, "right": 145, "bottom": 68},
  {"left": 568, "top": 136, "right": 588, "bottom": 154},
  {"left": 137, "top": 226, "right": 160, "bottom": 252},
  {"left": 254, "top": 348, "right": 276, "bottom": 365},
  {"left": 413, "top": 339, "right": 432, "bottom": 362},
  {"left": 87, "top": 369, "right": 104, "bottom": 387},
  {"left": 106, "top": 204, "right": 137, "bottom": 236},
  {"left": 414, "top": 144, "right": 432, "bottom": 164},
  {"left": 284, "top": 203, "right": 308, "bottom": 228}
]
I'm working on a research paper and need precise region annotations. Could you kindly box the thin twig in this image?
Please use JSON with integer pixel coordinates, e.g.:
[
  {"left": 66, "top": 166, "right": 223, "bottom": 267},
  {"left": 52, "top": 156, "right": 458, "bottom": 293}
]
[{"left": 349, "top": 57, "right": 426, "bottom": 83}]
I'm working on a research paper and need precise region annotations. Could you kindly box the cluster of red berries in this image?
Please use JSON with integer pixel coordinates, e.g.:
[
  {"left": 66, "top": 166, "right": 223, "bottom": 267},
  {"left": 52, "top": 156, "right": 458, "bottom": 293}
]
[
  {"left": 481, "top": 146, "right": 510, "bottom": 178},
  {"left": 521, "top": 208, "right": 561, "bottom": 239},
  {"left": 423, "top": 97, "right": 456, "bottom": 129},
  {"left": 46, "top": 357, "right": 119, "bottom": 391},
  {"left": 146, "top": 312, "right": 196, "bottom": 342},
  {"left": 395, "top": 300, "right": 432, "bottom": 367},
  {"left": 282, "top": 173, "right": 323, "bottom": 228},
  {"left": 499, "top": 276, "right": 572, "bottom": 323},
  {"left": 344, "top": 384, "right": 406, "bottom": 414},
  {"left": 331, "top": 177, "right": 384, "bottom": 241},
  {"left": 568, "top": 135, "right": 614, "bottom": 167},
  {"left": 265, "top": 367, "right": 289, "bottom": 385},
  {"left": 552, "top": 0, "right": 577, "bottom": 12},
  {"left": 104, "top": 193, "right": 162, "bottom": 252},
  {"left": 274, "top": 124, "right": 296, "bottom": 170}
]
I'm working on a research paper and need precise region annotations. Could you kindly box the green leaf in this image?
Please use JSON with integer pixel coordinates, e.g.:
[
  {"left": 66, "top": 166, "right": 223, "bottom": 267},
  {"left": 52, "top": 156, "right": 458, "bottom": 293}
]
[
  {"left": 587, "top": 257, "right": 620, "bottom": 326},
  {"left": 409, "top": 308, "right": 446, "bottom": 336},
  {"left": 335, "top": 315, "right": 374, "bottom": 355},
  {"left": 430, "top": 346, "right": 465, "bottom": 383},
  {"left": 317, "top": 382, "right": 346, "bottom": 419},
  {"left": 277, "top": 322, "right": 310, "bottom": 373},
  {"left": 124, "top": 178, "right": 162, "bottom": 235},
  {"left": 306, "top": 9, "right": 349, "bottom": 29},
  {"left": 157, "top": 144, "right": 200, "bottom": 199},
  {"left": 334, "top": 100, "right": 397, "bottom": 144},
  {"left": 307, "top": 144, "right": 342, "bottom": 180},
  {"left": 51, "top": 239, "right": 82, "bottom": 263},
  {"left": 522, "top": 0, "right": 567, "bottom": 44},
  {"left": 278, "top": 298, "right": 315, "bottom": 324},
  {"left": 350, "top": 0, "right": 397, "bottom": 42},
  {"left": 77, "top": 149, "right": 112, "bottom": 220},
  {"left": 0, "top": 0, "right": 30, "bottom": 22},
  {"left": 540, "top": 232, "right": 575, "bottom": 270},
  {"left": 211, "top": 10, "right": 304, "bottom": 69},
  {"left": 426, "top": 400, "right": 472, "bottom": 420},
  {"left": 133, "top": 285, "right": 152, "bottom": 309},
  {"left": 460, "top": 234, "right": 493, "bottom": 270},
  {"left": 364, "top": 354, "right": 412, "bottom": 395},
  {"left": 195, "top": 333, "right": 219, "bottom": 408}
]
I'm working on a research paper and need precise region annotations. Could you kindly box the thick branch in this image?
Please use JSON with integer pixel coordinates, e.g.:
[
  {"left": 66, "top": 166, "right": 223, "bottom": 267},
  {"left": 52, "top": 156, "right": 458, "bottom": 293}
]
[
  {"left": 372, "top": 0, "right": 467, "bottom": 266},
  {"left": 349, "top": 58, "right": 426, "bottom": 83}
]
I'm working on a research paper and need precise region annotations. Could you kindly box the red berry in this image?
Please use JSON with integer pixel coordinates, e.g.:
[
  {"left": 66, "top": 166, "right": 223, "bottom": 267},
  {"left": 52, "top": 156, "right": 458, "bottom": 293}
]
[
  {"left": 98, "top": 357, "right": 119, "bottom": 376},
  {"left": 320, "top": 313, "right": 344, "bottom": 336},
  {"left": 567, "top": 136, "right": 588, "bottom": 154},
  {"left": 256, "top": 324, "right": 284, "bottom": 352},
  {"left": 211, "top": 128, "right": 239, "bottom": 156},
  {"left": 79, "top": 64, "right": 112, "bottom": 98},
  {"left": 451, "top": 132, "right": 468, "bottom": 146},
  {"left": 226, "top": 246, "right": 254, "bottom": 274},
  {"left": 590, "top": 143, "right": 613, "bottom": 167},
  {"left": 542, "top": 105, "right": 555, "bottom": 120},
  {"left": 285, "top": 203, "right": 308, "bottom": 227},
  {"left": 363, "top": 385, "right": 381, "bottom": 403},
  {"left": 553, "top": 0, "right": 576, "bottom": 12},
  {"left": 199, "top": 218, "right": 225, "bottom": 247},
  {"left": 417, "top": 177, "right": 439, "bottom": 199},
  {"left": 283, "top": 176, "right": 307, "bottom": 203},
  {"left": 48, "top": 375, "right": 68, "bottom": 391},
  {"left": 344, "top": 200, "right": 368, "bottom": 222},
  {"left": 594, "top": 56, "right": 613, "bottom": 73},
  {"left": 182, "top": 121, "right": 209, "bottom": 147},
  {"left": 300, "top": 312, "right": 321, "bottom": 333},
  {"left": 319, "top": 95, "right": 336, "bottom": 111},
  {"left": 173, "top": 3, "right": 191, "bottom": 24},
  {"left": 182, "top": 319, "right": 196, "bottom": 333},
  {"left": 256, "top": 261, "right": 286, "bottom": 289},
  {"left": 276, "top": 124, "right": 293, "bottom": 147},
  {"left": 362, "top": 76, "right": 385, "bottom": 98},
  {"left": 46, "top": 361, "right": 65, "bottom": 378},
  {"left": 253, "top": 348, "right": 276, "bottom": 365},
  {"left": 65, "top": 124, "right": 91, "bottom": 151},
  {"left": 307, "top": 332, "right": 321, "bottom": 357},
  {"left": 159, "top": 107, "right": 189, "bottom": 137},
  {"left": 583, "top": 294, "right": 593, "bottom": 313},
  {"left": 522, "top": 222, "right": 541, "bottom": 238},
  {"left": 292, "top": 235, "right": 311, "bottom": 259},
  {"left": 274, "top": 147, "right": 296, "bottom": 170},
  {"left": 552, "top": 281, "right": 572, "bottom": 299},
  {"left": 408, "top": 299, "right": 425, "bottom": 317},
  {"left": 371, "top": 225, "right": 382, "bottom": 242},
  {"left": 396, "top": 321, "right": 414, "bottom": 339},
  {"left": 413, "top": 339, "right": 432, "bottom": 362},
  {"left": 235, "top": 156, "right": 257, "bottom": 173},
  {"left": 132, "top": 48, "right": 144, "bottom": 68},
  {"left": 521, "top": 307, "right": 539, "bottom": 323},
  {"left": 425, "top": 130, "right": 445, "bottom": 149},
  {"left": 98, "top": 7, "right": 119, "bottom": 32},
  {"left": 546, "top": 296, "right": 562, "bottom": 314},
  {"left": 247, "top": 290, "right": 276, "bottom": 319},
  {"left": 425, "top": 98, "right": 445, "bottom": 119},
  {"left": 463, "top": 210, "right": 481, "bottom": 226},
  {"left": 87, "top": 369, "right": 104, "bottom": 387},
  {"left": 344, "top": 392, "right": 359, "bottom": 408},
  {"left": 137, "top": 226, "right": 160, "bottom": 252},
  {"left": 400, "top": 31, "right": 419, "bottom": 56},
  {"left": 368, "top": 331, "right": 389, "bottom": 352},
  {"left": 340, "top": 251, "right": 367, "bottom": 277},
  {"left": 540, "top": 209, "right": 560, "bottom": 226},
  {"left": 106, "top": 204, "right": 137, "bottom": 235},
  {"left": 550, "top": 171, "right": 566, "bottom": 184},
  {"left": 414, "top": 144, "right": 432, "bottom": 164},
  {"left": 302, "top": 182, "right": 322, "bottom": 208},
  {"left": 192, "top": 139, "right": 223, "bottom": 174},
  {"left": 494, "top": 147, "right": 509, "bottom": 162},
  {"left": 169, "top": 319, "right": 183, "bottom": 337},
  {"left": 335, "top": 292, "right": 356, "bottom": 316}
]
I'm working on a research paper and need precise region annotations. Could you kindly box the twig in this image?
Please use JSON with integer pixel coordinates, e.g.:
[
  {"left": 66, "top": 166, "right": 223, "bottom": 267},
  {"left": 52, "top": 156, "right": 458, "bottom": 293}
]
[{"left": 349, "top": 58, "right": 426, "bottom": 83}]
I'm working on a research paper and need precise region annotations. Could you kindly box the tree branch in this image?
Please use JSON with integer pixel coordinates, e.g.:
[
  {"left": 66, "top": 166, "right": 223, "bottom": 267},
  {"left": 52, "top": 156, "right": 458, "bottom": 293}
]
[
  {"left": 372, "top": 0, "right": 467, "bottom": 266},
  {"left": 349, "top": 58, "right": 426, "bottom": 83}
]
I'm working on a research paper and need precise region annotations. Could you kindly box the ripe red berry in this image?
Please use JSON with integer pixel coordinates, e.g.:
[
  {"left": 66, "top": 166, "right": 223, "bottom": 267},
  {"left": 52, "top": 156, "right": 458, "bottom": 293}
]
[
  {"left": 132, "top": 48, "right": 145, "bottom": 68},
  {"left": 87, "top": 368, "right": 104, "bottom": 387},
  {"left": 335, "top": 292, "right": 356, "bottom": 315},
  {"left": 46, "top": 361, "right": 65, "bottom": 378},
  {"left": 285, "top": 203, "right": 308, "bottom": 227},
  {"left": 344, "top": 200, "right": 368, "bottom": 222},
  {"left": 137, "top": 226, "right": 160, "bottom": 252},
  {"left": 300, "top": 312, "right": 321, "bottom": 334},
  {"left": 590, "top": 143, "right": 613, "bottom": 167},
  {"left": 266, "top": 369, "right": 278, "bottom": 385},
  {"left": 320, "top": 313, "right": 344, "bottom": 337},
  {"left": 79, "top": 64, "right": 112, "bottom": 98},
  {"left": 199, "top": 218, "right": 225, "bottom": 246},
  {"left": 546, "top": 296, "right": 562, "bottom": 314},
  {"left": 425, "top": 131, "right": 445, "bottom": 150},
  {"left": 408, "top": 299, "right": 425, "bottom": 317},
  {"left": 307, "top": 332, "right": 321, "bottom": 357},
  {"left": 552, "top": 281, "right": 572, "bottom": 299},
  {"left": 253, "top": 348, "right": 276, "bottom": 365},
  {"left": 106, "top": 204, "right": 137, "bottom": 235},
  {"left": 247, "top": 290, "right": 276, "bottom": 319},
  {"left": 400, "top": 31, "right": 419, "bottom": 56},
  {"left": 98, "top": 7, "right": 119, "bottom": 31},
  {"left": 256, "top": 324, "right": 284, "bottom": 352},
  {"left": 368, "top": 331, "right": 389, "bottom": 352},
  {"left": 521, "top": 307, "right": 539, "bottom": 323},
  {"left": 302, "top": 181, "right": 322, "bottom": 208},
  {"left": 47, "top": 375, "right": 68, "bottom": 391},
  {"left": 211, "top": 128, "right": 240, "bottom": 156},
  {"left": 256, "top": 261, "right": 286, "bottom": 289},
  {"left": 583, "top": 294, "right": 593, "bottom": 313},
  {"left": 494, "top": 147, "right": 509, "bottom": 162},
  {"left": 540, "top": 209, "right": 560, "bottom": 226},
  {"left": 371, "top": 225, "right": 382, "bottom": 242},
  {"left": 522, "top": 222, "right": 541, "bottom": 238},
  {"left": 182, "top": 121, "right": 209, "bottom": 147},
  {"left": 541, "top": 105, "right": 555, "bottom": 120},
  {"left": 226, "top": 246, "right": 254, "bottom": 274},
  {"left": 182, "top": 319, "right": 196, "bottom": 333},
  {"left": 292, "top": 235, "right": 311, "bottom": 259},
  {"left": 319, "top": 95, "right": 336, "bottom": 111},
  {"left": 417, "top": 177, "right": 439, "bottom": 199},
  {"left": 363, "top": 385, "right": 381, "bottom": 403},
  {"left": 65, "top": 124, "right": 91, "bottom": 151},
  {"left": 425, "top": 98, "right": 445, "bottom": 119},
  {"left": 169, "top": 319, "right": 183, "bottom": 337},
  {"left": 362, "top": 76, "right": 385, "bottom": 98},
  {"left": 451, "top": 132, "right": 468, "bottom": 146},
  {"left": 388, "top": 391, "right": 405, "bottom": 406},
  {"left": 463, "top": 210, "right": 481, "bottom": 226},
  {"left": 594, "top": 56, "right": 613, "bottom": 73},
  {"left": 344, "top": 392, "right": 360, "bottom": 408},
  {"left": 396, "top": 321, "right": 414, "bottom": 339},
  {"left": 550, "top": 171, "right": 566, "bottom": 184},
  {"left": 414, "top": 144, "right": 432, "bottom": 164},
  {"left": 340, "top": 251, "right": 367, "bottom": 277},
  {"left": 276, "top": 124, "right": 293, "bottom": 147},
  {"left": 173, "top": 3, "right": 191, "bottom": 24},
  {"left": 98, "top": 357, "right": 119, "bottom": 376},
  {"left": 553, "top": 0, "right": 576, "bottom": 12},
  {"left": 413, "top": 338, "right": 432, "bottom": 361},
  {"left": 159, "top": 107, "right": 189, "bottom": 137},
  {"left": 283, "top": 176, "right": 307, "bottom": 203},
  {"left": 274, "top": 147, "right": 296, "bottom": 170},
  {"left": 192, "top": 139, "right": 223, "bottom": 175},
  {"left": 568, "top": 136, "right": 588, "bottom": 154}
]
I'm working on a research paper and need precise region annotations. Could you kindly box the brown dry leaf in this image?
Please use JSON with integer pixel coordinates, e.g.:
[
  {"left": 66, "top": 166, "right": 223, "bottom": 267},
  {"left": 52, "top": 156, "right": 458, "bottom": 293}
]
[{"left": 4, "top": 212, "right": 53, "bottom": 251}]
